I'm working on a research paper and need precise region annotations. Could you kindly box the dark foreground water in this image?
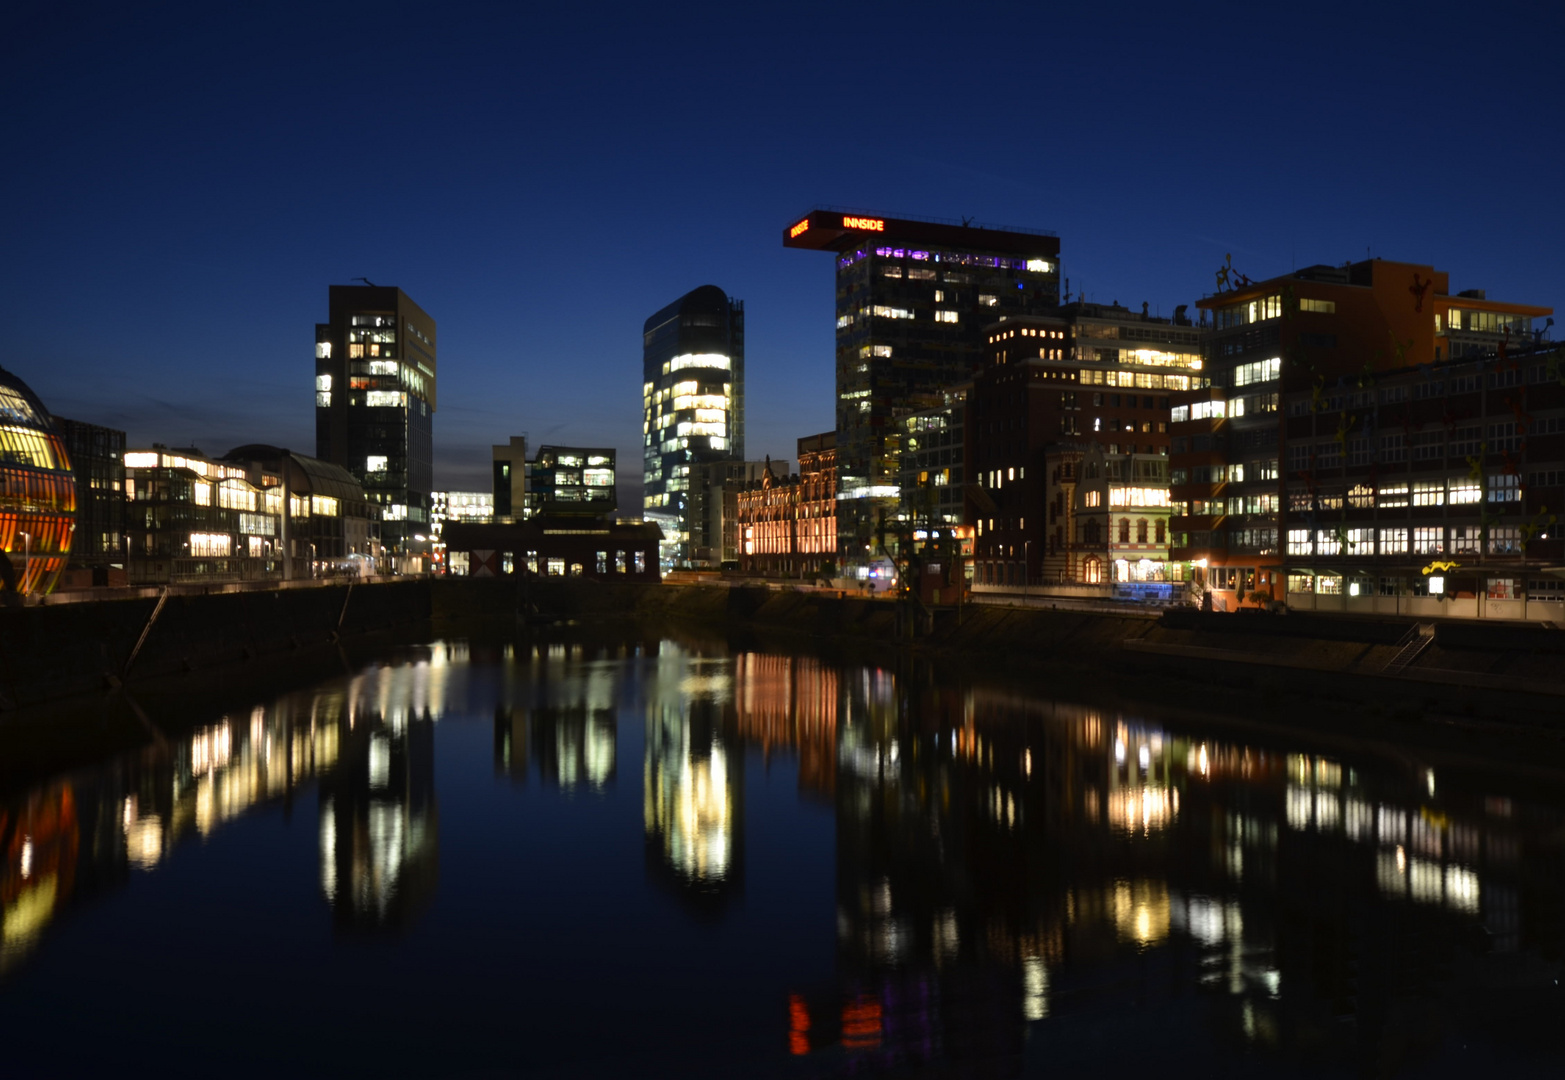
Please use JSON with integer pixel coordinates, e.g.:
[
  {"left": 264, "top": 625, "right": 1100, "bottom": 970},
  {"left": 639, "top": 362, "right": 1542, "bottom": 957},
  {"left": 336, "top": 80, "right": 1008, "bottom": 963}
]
[{"left": 1, "top": 631, "right": 1563, "bottom": 1078}]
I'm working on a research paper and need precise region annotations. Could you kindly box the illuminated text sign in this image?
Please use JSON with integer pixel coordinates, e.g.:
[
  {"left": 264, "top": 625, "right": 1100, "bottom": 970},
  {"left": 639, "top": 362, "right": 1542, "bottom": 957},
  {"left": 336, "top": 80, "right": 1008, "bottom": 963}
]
[
  {"left": 789, "top": 218, "right": 811, "bottom": 239},
  {"left": 842, "top": 215, "right": 885, "bottom": 231}
]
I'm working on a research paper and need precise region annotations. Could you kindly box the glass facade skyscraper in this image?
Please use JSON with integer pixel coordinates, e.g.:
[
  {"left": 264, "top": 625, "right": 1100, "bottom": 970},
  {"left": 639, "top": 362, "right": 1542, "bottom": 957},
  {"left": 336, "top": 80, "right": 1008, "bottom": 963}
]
[
  {"left": 784, "top": 210, "right": 1060, "bottom": 573},
  {"left": 315, "top": 285, "right": 436, "bottom": 569},
  {"left": 642, "top": 285, "right": 744, "bottom": 568}
]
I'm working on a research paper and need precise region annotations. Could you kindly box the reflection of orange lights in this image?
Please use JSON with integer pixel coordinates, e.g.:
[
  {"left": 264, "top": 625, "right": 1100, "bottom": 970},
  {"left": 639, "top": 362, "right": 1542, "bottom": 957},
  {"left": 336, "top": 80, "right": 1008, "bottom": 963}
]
[
  {"left": 788, "top": 993, "right": 810, "bottom": 1055},
  {"left": 734, "top": 654, "right": 838, "bottom": 796},
  {"left": 841, "top": 997, "right": 882, "bottom": 1051}
]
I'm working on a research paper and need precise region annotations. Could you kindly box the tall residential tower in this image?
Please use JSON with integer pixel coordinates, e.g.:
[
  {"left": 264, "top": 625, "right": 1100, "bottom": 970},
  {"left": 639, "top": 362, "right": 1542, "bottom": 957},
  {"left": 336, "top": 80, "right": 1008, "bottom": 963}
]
[
  {"left": 784, "top": 210, "right": 1060, "bottom": 573},
  {"left": 315, "top": 285, "right": 436, "bottom": 568},
  {"left": 642, "top": 285, "right": 745, "bottom": 568}
]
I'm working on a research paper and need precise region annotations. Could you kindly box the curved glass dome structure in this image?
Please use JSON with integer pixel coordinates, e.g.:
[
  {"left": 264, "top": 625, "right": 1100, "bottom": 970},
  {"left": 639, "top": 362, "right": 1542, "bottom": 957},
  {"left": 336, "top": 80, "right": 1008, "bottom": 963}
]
[{"left": 0, "top": 367, "right": 75, "bottom": 597}]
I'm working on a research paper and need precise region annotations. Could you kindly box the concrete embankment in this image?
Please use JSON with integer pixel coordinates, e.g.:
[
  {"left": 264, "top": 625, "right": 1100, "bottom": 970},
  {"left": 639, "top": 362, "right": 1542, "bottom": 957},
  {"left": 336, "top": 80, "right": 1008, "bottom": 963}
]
[
  {"left": 430, "top": 579, "right": 1565, "bottom": 736},
  {"left": 13, "top": 576, "right": 1565, "bottom": 738},
  {"left": 0, "top": 580, "right": 431, "bottom": 708}
]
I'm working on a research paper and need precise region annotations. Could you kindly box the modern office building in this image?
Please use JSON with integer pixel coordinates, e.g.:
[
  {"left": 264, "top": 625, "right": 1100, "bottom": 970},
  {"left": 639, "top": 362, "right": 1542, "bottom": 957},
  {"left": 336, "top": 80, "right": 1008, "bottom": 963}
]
[
  {"left": 897, "top": 389, "right": 966, "bottom": 534},
  {"left": 1171, "top": 258, "right": 1551, "bottom": 611},
  {"left": 123, "top": 444, "right": 379, "bottom": 584},
  {"left": 123, "top": 446, "right": 278, "bottom": 584},
  {"left": 225, "top": 445, "right": 380, "bottom": 577},
  {"left": 967, "top": 304, "right": 1202, "bottom": 591},
  {"left": 315, "top": 284, "right": 437, "bottom": 570},
  {"left": 642, "top": 285, "right": 745, "bottom": 568},
  {"left": 0, "top": 366, "right": 75, "bottom": 599},
  {"left": 429, "top": 490, "right": 493, "bottom": 575},
  {"left": 1275, "top": 340, "right": 1565, "bottom": 620},
  {"left": 529, "top": 445, "right": 615, "bottom": 518},
  {"left": 783, "top": 209, "right": 1061, "bottom": 572},
  {"left": 53, "top": 416, "right": 125, "bottom": 578},
  {"left": 492, "top": 436, "right": 528, "bottom": 521}
]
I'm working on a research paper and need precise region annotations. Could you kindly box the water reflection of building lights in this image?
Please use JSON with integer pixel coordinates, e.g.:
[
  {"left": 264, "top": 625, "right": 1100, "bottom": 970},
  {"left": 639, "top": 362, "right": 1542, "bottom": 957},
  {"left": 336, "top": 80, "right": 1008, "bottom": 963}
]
[
  {"left": 1107, "top": 786, "right": 1176, "bottom": 836},
  {"left": 1022, "top": 956, "right": 1049, "bottom": 1020},
  {"left": 841, "top": 996, "right": 883, "bottom": 1052},
  {"left": 645, "top": 712, "right": 734, "bottom": 886},
  {"left": 1111, "top": 879, "right": 1171, "bottom": 947},
  {"left": 787, "top": 994, "right": 811, "bottom": 1056}
]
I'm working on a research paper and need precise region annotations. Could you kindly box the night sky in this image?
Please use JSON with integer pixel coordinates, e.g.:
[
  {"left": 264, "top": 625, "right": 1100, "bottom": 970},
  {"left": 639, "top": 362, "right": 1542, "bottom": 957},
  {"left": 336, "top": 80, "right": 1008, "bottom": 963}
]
[{"left": 4, "top": 1, "right": 1561, "bottom": 504}]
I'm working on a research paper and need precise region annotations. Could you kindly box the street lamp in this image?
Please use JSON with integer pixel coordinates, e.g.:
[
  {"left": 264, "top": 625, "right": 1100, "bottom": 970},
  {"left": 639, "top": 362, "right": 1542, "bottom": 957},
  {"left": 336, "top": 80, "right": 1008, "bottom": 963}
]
[
  {"left": 1023, "top": 539, "right": 1032, "bottom": 606},
  {"left": 17, "top": 531, "right": 30, "bottom": 601}
]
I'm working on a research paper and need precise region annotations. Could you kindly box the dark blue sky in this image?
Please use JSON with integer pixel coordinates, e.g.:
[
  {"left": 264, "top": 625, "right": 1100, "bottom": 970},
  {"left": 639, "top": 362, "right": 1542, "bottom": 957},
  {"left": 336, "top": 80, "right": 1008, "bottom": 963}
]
[{"left": 3, "top": 0, "right": 1560, "bottom": 500}]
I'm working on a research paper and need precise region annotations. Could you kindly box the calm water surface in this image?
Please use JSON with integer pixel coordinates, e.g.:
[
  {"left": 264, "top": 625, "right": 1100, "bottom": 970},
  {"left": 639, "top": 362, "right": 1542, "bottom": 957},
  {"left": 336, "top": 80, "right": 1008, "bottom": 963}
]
[{"left": 1, "top": 632, "right": 1562, "bottom": 1077}]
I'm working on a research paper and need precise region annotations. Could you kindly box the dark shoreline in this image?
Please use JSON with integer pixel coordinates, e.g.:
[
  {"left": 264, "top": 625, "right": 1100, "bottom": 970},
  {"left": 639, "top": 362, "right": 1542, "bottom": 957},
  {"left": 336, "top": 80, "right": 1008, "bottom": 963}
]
[{"left": 5, "top": 578, "right": 1565, "bottom": 794}]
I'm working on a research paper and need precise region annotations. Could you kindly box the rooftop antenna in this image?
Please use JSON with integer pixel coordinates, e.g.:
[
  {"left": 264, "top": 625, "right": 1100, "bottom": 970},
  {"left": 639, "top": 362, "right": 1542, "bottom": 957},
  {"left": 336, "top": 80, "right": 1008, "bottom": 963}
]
[
  {"left": 353, "top": 277, "right": 378, "bottom": 287},
  {"left": 961, "top": 215, "right": 973, "bottom": 226}
]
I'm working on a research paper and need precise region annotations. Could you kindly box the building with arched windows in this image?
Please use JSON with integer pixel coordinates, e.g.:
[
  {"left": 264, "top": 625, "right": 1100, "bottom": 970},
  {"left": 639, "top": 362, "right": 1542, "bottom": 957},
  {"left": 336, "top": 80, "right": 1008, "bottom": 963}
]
[{"left": 0, "top": 367, "right": 75, "bottom": 600}]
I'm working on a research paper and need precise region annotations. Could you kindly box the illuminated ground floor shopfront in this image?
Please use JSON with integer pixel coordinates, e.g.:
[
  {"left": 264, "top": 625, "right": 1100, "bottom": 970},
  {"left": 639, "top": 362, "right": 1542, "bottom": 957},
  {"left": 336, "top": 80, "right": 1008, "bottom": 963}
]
[
  {"left": 1281, "top": 564, "right": 1565, "bottom": 622},
  {"left": 1165, "top": 557, "right": 1283, "bottom": 612}
]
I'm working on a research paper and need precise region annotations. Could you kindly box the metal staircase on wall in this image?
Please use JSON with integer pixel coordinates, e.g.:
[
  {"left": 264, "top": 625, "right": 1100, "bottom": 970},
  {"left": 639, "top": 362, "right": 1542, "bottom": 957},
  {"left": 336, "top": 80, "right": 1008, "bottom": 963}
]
[{"left": 1384, "top": 622, "right": 1436, "bottom": 674}]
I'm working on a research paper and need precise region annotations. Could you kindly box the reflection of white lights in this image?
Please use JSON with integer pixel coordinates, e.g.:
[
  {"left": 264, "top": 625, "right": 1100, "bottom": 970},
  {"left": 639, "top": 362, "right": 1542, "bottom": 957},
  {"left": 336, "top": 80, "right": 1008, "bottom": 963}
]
[
  {"left": 320, "top": 798, "right": 336, "bottom": 901},
  {"left": 368, "top": 734, "right": 391, "bottom": 790},
  {"left": 19, "top": 838, "right": 32, "bottom": 879},
  {"left": 1023, "top": 956, "right": 1049, "bottom": 1019},
  {"left": 1198, "top": 744, "right": 1209, "bottom": 777},
  {"left": 1114, "top": 739, "right": 1126, "bottom": 764},
  {"left": 1138, "top": 744, "right": 1150, "bottom": 771},
  {"left": 1446, "top": 865, "right": 1480, "bottom": 913}
]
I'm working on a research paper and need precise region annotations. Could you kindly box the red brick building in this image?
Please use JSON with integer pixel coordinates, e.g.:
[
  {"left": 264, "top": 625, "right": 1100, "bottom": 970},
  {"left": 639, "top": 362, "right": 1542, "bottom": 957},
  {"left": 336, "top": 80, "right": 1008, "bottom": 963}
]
[{"left": 738, "top": 432, "right": 837, "bottom": 577}]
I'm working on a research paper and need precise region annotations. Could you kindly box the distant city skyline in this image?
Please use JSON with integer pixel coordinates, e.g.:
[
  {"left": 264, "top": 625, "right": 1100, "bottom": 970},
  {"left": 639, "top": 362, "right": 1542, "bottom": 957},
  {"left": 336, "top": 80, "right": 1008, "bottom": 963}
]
[{"left": 4, "top": 2, "right": 1561, "bottom": 510}]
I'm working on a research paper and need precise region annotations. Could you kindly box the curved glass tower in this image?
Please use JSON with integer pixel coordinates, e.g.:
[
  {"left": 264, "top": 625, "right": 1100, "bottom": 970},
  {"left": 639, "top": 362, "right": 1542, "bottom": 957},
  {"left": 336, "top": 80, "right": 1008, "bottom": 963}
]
[
  {"left": 0, "top": 367, "right": 76, "bottom": 598},
  {"left": 642, "top": 286, "right": 744, "bottom": 568}
]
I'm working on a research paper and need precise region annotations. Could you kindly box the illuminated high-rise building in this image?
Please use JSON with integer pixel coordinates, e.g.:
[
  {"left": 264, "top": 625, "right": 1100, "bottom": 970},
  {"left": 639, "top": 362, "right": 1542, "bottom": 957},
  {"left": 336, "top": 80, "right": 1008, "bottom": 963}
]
[
  {"left": 315, "top": 284, "right": 437, "bottom": 570},
  {"left": 784, "top": 210, "right": 1060, "bottom": 573},
  {"left": 642, "top": 286, "right": 744, "bottom": 568}
]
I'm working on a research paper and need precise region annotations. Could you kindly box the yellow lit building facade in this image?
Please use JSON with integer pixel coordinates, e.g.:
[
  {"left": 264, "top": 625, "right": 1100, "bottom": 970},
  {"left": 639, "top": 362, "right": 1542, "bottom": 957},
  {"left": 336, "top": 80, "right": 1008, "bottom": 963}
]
[{"left": 0, "top": 367, "right": 75, "bottom": 600}]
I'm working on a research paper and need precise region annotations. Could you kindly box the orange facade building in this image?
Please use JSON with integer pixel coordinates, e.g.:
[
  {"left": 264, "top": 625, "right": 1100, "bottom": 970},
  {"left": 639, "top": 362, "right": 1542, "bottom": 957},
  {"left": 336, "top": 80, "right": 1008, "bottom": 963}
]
[
  {"left": 1171, "top": 258, "right": 1550, "bottom": 610},
  {"left": 738, "top": 432, "right": 837, "bottom": 577}
]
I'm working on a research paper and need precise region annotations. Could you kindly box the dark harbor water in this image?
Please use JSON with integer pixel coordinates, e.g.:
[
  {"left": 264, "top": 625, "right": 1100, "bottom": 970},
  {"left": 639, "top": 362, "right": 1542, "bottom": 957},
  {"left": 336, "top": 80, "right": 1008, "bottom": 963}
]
[{"left": 1, "top": 631, "right": 1563, "bottom": 1078}]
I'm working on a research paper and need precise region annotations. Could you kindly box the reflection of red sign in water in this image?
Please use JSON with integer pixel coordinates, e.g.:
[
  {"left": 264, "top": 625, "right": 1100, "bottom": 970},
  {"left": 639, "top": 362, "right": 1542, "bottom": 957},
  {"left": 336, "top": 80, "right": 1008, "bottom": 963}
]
[
  {"left": 787, "top": 993, "right": 811, "bottom": 1055},
  {"left": 841, "top": 995, "right": 882, "bottom": 1051}
]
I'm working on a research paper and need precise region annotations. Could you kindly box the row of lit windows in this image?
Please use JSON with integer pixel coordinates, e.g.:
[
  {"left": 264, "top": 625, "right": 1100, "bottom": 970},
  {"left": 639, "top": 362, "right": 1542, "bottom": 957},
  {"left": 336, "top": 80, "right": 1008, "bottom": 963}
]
[
  {"left": 0, "top": 426, "right": 70, "bottom": 472},
  {"left": 1444, "top": 309, "right": 1530, "bottom": 335},
  {"left": 1214, "top": 295, "right": 1282, "bottom": 329},
  {"left": 837, "top": 246, "right": 1052, "bottom": 273},
  {"left": 1285, "top": 475, "right": 1523, "bottom": 510},
  {"left": 1083, "top": 370, "right": 1193, "bottom": 390},
  {"left": 0, "top": 468, "right": 75, "bottom": 513},
  {"left": 1286, "top": 525, "right": 1526, "bottom": 557}
]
